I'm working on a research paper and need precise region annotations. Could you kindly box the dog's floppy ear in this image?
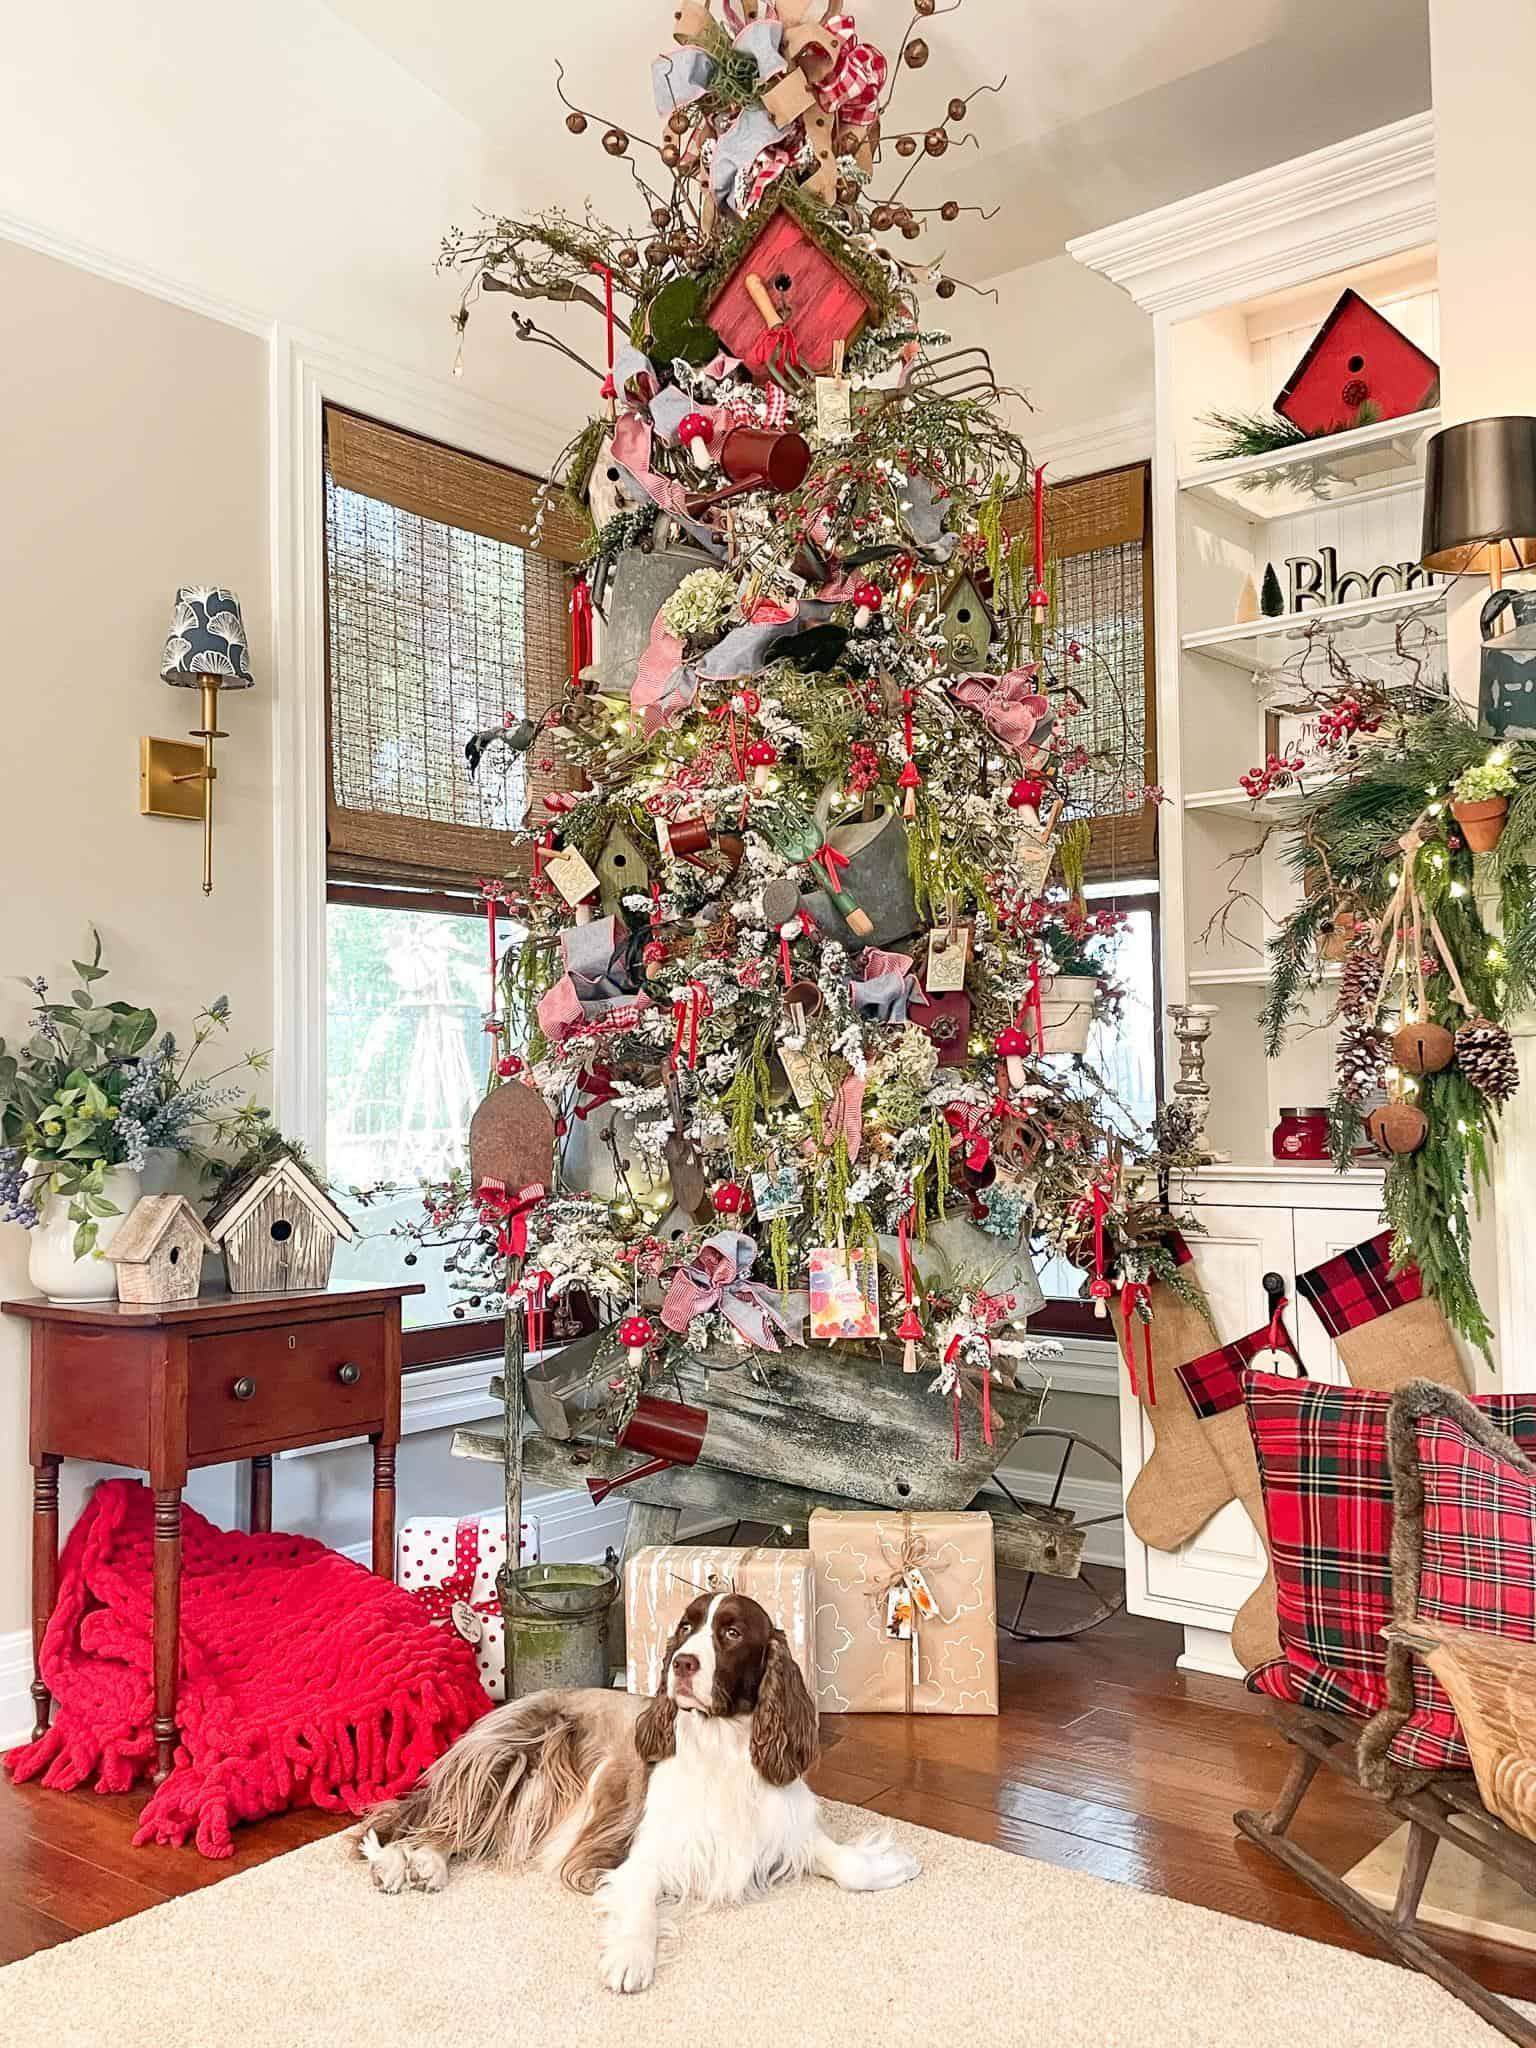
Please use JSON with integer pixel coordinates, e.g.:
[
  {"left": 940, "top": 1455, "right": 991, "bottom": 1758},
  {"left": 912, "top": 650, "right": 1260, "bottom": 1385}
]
[
  {"left": 750, "top": 1628, "right": 819, "bottom": 1787},
  {"left": 634, "top": 1617, "right": 686, "bottom": 1763}
]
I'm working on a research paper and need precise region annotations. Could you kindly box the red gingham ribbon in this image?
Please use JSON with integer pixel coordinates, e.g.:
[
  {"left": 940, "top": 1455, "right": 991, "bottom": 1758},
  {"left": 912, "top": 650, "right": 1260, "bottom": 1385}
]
[
  {"left": 475, "top": 1177, "right": 545, "bottom": 1260},
  {"left": 570, "top": 577, "right": 593, "bottom": 688},
  {"left": 818, "top": 14, "right": 886, "bottom": 124}
]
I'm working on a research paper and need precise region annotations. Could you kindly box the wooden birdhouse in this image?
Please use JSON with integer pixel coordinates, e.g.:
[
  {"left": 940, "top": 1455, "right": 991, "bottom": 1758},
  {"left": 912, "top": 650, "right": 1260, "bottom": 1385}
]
[
  {"left": 1275, "top": 290, "right": 1439, "bottom": 437},
  {"left": 938, "top": 571, "right": 996, "bottom": 672},
  {"left": 702, "top": 191, "right": 883, "bottom": 375},
  {"left": 206, "top": 1155, "right": 356, "bottom": 1294},
  {"left": 105, "top": 1194, "right": 217, "bottom": 1305},
  {"left": 594, "top": 818, "right": 654, "bottom": 922}
]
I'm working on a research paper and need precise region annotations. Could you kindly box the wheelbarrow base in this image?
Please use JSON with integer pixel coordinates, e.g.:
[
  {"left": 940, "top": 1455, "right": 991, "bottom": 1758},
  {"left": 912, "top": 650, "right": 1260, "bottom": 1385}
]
[{"left": 1237, "top": 1704, "right": 1536, "bottom": 2048}]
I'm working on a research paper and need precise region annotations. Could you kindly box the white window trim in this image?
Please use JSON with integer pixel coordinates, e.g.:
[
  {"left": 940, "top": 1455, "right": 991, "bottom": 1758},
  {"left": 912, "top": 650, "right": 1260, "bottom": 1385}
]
[{"left": 269, "top": 330, "right": 570, "bottom": 1161}]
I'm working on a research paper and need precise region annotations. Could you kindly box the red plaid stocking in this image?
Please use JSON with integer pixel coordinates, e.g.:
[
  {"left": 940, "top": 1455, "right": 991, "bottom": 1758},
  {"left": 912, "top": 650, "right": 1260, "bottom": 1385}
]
[{"left": 1295, "top": 1231, "right": 1468, "bottom": 1396}]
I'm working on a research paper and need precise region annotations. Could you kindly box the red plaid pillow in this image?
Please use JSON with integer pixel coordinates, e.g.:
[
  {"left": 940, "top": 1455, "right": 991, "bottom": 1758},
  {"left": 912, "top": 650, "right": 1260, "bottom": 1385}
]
[
  {"left": 1244, "top": 1374, "right": 1536, "bottom": 1758},
  {"left": 1377, "top": 1407, "right": 1536, "bottom": 1774}
]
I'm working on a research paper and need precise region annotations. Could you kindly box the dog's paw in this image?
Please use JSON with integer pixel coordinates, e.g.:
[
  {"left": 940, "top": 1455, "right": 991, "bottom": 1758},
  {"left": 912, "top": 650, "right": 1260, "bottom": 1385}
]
[
  {"left": 851, "top": 1830, "right": 922, "bottom": 1890},
  {"left": 360, "top": 1834, "right": 412, "bottom": 1896},
  {"left": 600, "top": 1937, "right": 658, "bottom": 1995},
  {"left": 405, "top": 1845, "right": 449, "bottom": 1893}
]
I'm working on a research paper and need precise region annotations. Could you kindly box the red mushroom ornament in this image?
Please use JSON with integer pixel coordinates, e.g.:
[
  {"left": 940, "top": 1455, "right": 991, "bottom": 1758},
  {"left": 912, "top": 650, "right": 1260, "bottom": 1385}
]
[
  {"left": 712, "top": 1180, "right": 747, "bottom": 1216},
  {"left": 995, "top": 1025, "right": 1029, "bottom": 1091},
  {"left": 745, "top": 737, "right": 778, "bottom": 791},
  {"left": 676, "top": 411, "right": 714, "bottom": 470},
  {"left": 618, "top": 1313, "right": 656, "bottom": 1371},
  {"left": 851, "top": 581, "right": 883, "bottom": 630}
]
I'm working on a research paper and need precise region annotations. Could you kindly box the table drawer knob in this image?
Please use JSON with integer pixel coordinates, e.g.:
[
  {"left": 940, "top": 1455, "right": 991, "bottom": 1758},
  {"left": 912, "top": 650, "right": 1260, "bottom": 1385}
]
[
  {"left": 233, "top": 1376, "right": 258, "bottom": 1402},
  {"left": 336, "top": 1362, "right": 360, "bottom": 1386}
]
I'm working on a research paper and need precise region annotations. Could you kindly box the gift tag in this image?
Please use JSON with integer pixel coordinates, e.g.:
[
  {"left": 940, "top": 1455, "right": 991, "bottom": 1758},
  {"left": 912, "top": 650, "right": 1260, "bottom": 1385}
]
[
  {"left": 885, "top": 1582, "right": 913, "bottom": 1640},
  {"left": 815, "top": 375, "right": 853, "bottom": 444},
  {"left": 906, "top": 1563, "right": 939, "bottom": 1621},
  {"left": 1012, "top": 826, "right": 1054, "bottom": 902},
  {"left": 751, "top": 1164, "right": 803, "bottom": 1219},
  {"left": 779, "top": 1040, "right": 835, "bottom": 1109},
  {"left": 808, "top": 1246, "right": 880, "bottom": 1340},
  {"left": 925, "top": 925, "right": 971, "bottom": 994},
  {"left": 451, "top": 1601, "right": 485, "bottom": 1646},
  {"left": 545, "top": 846, "right": 601, "bottom": 908}
]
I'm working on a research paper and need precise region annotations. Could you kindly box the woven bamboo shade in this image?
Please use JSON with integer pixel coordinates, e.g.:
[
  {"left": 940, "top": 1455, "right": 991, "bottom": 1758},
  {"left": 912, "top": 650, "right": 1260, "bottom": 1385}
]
[
  {"left": 1004, "top": 462, "right": 1156, "bottom": 879},
  {"left": 324, "top": 407, "right": 576, "bottom": 885}
]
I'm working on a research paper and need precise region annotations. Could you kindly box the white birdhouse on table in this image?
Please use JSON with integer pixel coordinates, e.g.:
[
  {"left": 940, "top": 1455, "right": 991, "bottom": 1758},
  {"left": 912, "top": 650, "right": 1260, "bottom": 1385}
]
[
  {"left": 206, "top": 1156, "right": 355, "bottom": 1294},
  {"left": 105, "top": 1194, "right": 217, "bottom": 1305}
]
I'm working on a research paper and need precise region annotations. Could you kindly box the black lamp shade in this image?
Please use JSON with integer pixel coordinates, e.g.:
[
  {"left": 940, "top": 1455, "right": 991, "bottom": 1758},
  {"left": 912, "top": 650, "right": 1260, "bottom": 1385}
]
[{"left": 1421, "top": 417, "right": 1536, "bottom": 576}]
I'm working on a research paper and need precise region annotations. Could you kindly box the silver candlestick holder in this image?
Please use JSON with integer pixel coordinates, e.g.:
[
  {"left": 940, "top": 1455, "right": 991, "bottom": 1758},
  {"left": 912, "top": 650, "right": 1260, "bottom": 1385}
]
[{"left": 1167, "top": 1001, "right": 1229, "bottom": 1164}]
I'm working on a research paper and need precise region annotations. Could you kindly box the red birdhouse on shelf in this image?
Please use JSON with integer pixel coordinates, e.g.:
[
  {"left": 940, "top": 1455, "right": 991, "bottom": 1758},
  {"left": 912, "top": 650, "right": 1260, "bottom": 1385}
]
[
  {"left": 702, "top": 193, "right": 880, "bottom": 376},
  {"left": 1274, "top": 289, "right": 1440, "bottom": 437}
]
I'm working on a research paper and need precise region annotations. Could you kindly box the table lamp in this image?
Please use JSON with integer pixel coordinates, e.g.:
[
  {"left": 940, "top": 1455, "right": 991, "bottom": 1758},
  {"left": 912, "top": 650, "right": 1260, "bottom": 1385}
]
[
  {"left": 142, "top": 586, "right": 255, "bottom": 894},
  {"left": 1421, "top": 417, "right": 1536, "bottom": 591}
]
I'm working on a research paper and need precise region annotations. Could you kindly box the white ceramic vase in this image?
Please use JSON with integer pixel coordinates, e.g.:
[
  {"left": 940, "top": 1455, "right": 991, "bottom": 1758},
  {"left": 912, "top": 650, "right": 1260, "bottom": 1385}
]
[
  {"left": 26, "top": 1163, "right": 143, "bottom": 1302},
  {"left": 1037, "top": 975, "right": 1098, "bottom": 1055}
]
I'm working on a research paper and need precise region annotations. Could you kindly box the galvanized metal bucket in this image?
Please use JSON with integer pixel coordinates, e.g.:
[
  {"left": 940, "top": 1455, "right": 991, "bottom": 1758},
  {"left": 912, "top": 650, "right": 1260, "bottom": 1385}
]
[{"left": 499, "top": 1561, "right": 619, "bottom": 1698}]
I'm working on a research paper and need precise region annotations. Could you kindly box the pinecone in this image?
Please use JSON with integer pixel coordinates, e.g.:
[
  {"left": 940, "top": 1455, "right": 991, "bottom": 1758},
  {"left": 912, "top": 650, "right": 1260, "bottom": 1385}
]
[
  {"left": 1455, "top": 1017, "right": 1521, "bottom": 1103},
  {"left": 1336, "top": 1019, "right": 1389, "bottom": 1106},
  {"left": 1336, "top": 947, "right": 1382, "bottom": 1020}
]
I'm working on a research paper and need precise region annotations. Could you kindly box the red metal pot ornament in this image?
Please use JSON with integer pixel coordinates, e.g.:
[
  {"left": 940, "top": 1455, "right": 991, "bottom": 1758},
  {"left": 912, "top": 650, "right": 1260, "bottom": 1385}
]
[
  {"left": 586, "top": 1393, "right": 709, "bottom": 1504},
  {"left": 719, "top": 425, "right": 812, "bottom": 494}
]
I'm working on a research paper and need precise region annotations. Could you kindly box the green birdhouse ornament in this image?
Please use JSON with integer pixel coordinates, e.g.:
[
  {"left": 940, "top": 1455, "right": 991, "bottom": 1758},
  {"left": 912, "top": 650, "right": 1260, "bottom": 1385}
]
[
  {"left": 594, "top": 819, "right": 654, "bottom": 922},
  {"left": 938, "top": 571, "right": 995, "bottom": 672}
]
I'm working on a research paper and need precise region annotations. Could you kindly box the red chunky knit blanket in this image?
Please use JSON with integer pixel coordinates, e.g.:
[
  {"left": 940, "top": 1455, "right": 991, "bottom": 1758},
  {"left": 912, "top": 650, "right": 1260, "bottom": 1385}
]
[{"left": 6, "top": 1479, "right": 489, "bottom": 1858}]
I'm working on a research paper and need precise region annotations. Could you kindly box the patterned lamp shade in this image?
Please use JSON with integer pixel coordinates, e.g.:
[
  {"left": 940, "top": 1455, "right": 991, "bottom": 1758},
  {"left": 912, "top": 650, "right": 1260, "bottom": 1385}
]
[{"left": 160, "top": 586, "right": 255, "bottom": 688}]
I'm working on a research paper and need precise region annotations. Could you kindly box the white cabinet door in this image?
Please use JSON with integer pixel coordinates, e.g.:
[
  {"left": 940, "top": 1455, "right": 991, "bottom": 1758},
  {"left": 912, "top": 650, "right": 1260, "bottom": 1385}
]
[
  {"left": 1121, "top": 1201, "right": 1292, "bottom": 1630},
  {"left": 1290, "top": 1205, "right": 1378, "bottom": 1382}
]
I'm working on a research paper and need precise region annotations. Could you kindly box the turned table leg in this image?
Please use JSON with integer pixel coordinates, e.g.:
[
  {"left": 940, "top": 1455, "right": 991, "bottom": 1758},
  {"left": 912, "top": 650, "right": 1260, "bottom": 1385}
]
[
  {"left": 371, "top": 1438, "right": 396, "bottom": 1578},
  {"left": 248, "top": 1453, "right": 273, "bottom": 1534},
  {"left": 30, "top": 1455, "right": 60, "bottom": 1741},
  {"left": 152, "top": 1488, "right": 183, "bottom": 1783}
]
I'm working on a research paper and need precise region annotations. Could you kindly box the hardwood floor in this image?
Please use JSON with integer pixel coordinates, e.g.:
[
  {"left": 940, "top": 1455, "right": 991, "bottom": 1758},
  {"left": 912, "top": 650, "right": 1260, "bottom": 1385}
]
[{"left": 0, "top": 1569, "right": 1529, "bottom": 2002}]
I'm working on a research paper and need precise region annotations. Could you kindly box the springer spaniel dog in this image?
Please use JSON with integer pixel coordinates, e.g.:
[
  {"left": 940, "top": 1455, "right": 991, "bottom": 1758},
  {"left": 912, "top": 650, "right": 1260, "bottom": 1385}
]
[{"left": 360, "top": 1589, "right": 920, "bottom": 1993}]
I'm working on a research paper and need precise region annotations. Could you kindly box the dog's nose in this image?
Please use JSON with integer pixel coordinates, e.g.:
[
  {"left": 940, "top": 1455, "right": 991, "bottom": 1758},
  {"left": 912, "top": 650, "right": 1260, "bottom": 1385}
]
[{"left": 671, "top": 1653, "right": 699, "bottom": 1681}]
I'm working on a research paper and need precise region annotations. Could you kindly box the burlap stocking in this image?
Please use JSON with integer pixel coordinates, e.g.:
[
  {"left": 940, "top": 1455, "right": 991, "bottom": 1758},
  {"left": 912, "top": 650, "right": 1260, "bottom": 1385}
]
[
  {"left": 1295, "top": 1231, "right": 1469, "bottom": 1396},
  {"left": 1121, "top": 1279, "right": 1235, "bottom": 1554}
]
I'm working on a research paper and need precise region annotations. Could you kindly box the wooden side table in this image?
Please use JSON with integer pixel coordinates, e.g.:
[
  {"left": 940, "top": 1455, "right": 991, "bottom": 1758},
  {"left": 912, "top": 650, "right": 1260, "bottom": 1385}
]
[{"left": 3, "top": 1281, "right": 422, "bottom": 1781}]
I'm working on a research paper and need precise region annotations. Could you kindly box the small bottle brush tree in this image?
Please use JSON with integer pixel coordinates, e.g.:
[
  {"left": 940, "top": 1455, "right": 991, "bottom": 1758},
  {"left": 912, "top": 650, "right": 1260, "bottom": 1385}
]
[{"left": 408, "top": 1, "right": 1189, "bottom": 1442}]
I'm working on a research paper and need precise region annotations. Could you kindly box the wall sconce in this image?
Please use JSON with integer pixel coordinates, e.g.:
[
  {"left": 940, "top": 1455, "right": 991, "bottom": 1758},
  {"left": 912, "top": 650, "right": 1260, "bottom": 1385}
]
[{"left": 140, "top": 586, "right": 255, "bottom": 894}]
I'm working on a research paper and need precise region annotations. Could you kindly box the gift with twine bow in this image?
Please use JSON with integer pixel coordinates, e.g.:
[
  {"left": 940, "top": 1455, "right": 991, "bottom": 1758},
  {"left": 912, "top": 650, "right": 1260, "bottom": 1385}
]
[
  {"left": 809, "top": 1508, "right": 998, "bottom": 1715},
  {"left": 623, "top": 1543, "right": 816, "bottom": 1698}
]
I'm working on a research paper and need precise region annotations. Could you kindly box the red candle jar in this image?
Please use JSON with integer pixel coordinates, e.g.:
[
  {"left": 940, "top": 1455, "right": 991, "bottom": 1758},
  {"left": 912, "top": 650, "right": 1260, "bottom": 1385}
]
[{"left": 1272, "top": 1106, "right": 1331, "bottom": 1163}]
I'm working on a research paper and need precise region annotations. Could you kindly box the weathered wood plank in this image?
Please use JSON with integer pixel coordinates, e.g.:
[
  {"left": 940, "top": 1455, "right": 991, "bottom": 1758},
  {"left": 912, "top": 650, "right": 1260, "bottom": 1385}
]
[{"left": 453, "top": 1428, "right": 1083, "bottom": 1577}]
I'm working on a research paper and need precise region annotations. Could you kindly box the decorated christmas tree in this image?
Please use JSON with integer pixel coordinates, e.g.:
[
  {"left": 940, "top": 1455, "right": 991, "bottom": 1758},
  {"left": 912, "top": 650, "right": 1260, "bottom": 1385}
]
[{"left": 408, "top": 0, "right": 1191, "bottom": 1483}]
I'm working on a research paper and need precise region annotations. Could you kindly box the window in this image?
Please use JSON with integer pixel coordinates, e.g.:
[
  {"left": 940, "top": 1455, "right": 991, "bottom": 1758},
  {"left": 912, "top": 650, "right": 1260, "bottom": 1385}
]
[{"left": 321, "top": 409, "right": 576, "bottom": 1362}]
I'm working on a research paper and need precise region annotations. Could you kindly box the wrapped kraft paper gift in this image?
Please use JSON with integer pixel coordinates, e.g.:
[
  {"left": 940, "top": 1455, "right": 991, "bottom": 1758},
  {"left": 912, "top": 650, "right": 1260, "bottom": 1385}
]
[
  {"left": 625, "top": 1545, "right": 817, "bottom": 1697},
  {"left": 809, "top": 1508, "right": 997, "bottom": 1715},
  {"left": 398, "top": 1511, "right": 540, "bottom": 1702}
]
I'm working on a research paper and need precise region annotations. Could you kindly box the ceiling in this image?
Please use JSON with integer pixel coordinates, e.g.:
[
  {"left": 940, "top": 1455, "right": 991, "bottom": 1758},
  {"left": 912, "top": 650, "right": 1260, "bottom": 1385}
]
[{"left": 325, "top": 0, "right": 1430, "bottom": 280}]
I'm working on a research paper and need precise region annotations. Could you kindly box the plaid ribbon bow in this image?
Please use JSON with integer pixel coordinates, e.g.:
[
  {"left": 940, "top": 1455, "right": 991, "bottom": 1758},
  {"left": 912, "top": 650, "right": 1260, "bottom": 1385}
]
[
  {"left": 475, "top": 1178, "right": 545, "bottom": 1261},
  {"left": 660, "top": 1229, "right": 807, "bottom": 1352},
  {"left": 818, "top": 14, "right": 887, "bottom": 124}
]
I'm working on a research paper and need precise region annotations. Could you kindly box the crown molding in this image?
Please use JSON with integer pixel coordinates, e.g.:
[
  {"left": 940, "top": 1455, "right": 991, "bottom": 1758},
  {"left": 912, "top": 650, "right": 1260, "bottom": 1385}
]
[
  {"left": 0, "top": 208, "right": 275, "bottom": 337},
  {"left": 1032, "top": 404, "right": 1154, "bottom": 480},
  {"left": 1068, "top": 112, "right": 1436, "bottom": 318}
]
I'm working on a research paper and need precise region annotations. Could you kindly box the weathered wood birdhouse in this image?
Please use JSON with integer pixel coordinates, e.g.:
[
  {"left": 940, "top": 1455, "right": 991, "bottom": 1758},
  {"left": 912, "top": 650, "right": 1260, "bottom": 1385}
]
[
  {"left": 105, "top": 1194, "right": 217, "bottom": 1305},
  {"left": 938, "top": 571, "right": 996, "bottom": 672},
  {"left": 702, "top": 192, "right": 882, "bottom": 375},
  {"left": 207, "top": 1156, "right": 355, "bottom": 1294},
  {"left": 1275, "top": 289, "right": 1439, "bottom": 436}
]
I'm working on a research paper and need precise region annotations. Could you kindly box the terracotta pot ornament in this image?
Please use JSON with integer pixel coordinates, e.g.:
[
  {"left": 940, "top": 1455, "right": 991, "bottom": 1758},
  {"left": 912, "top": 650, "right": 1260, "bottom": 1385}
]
[{"left": 1450, "top": 795, "right": 1509, "bottom": 853}]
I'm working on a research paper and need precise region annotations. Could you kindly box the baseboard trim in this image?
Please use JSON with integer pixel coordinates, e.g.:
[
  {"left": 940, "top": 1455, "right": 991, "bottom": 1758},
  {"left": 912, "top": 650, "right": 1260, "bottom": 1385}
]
[{"left": 0, "top": 1626, "right": 35, "bottom": 1749}]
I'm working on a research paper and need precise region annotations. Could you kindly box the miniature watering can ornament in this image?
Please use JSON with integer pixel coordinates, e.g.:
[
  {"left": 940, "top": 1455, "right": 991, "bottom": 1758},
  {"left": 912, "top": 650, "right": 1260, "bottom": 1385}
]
[{"left": 1479, "top": 589, "right": 1536, "bottom": 740}]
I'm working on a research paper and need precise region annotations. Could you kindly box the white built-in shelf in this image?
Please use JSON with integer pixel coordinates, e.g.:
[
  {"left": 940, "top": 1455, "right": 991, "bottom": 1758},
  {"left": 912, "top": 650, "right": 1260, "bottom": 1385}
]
[
  {"left": 1178, "top": 408, "right": 1441, "bottom": 522},
  {"left": 1181, "top": 583, "right": 1446, "bottom": 672},
  {"left": 1182, "top": 785, "right": 1320, "bottom": 820}
]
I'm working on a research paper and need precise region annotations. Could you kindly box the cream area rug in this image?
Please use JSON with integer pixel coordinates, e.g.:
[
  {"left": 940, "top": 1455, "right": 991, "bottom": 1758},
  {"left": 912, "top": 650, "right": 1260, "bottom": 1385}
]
[{"left": 0, "top": 1805, "right": 1521, "bottom": 2048}]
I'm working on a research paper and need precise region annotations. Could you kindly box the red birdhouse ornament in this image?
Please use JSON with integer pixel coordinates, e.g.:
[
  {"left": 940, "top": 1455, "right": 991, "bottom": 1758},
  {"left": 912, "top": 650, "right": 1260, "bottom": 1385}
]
[
  {"left": 1274, "top": 290, "right": 1439, "bottom": 438},
  {"left": 702, "top": 194, "right": 880, "bottom": 377}
]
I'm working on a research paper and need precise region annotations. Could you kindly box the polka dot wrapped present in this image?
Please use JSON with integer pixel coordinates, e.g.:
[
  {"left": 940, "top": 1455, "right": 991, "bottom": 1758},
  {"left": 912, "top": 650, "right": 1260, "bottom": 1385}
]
[{"left": 397, "top": 1511, "right": 540, "bottom": 1701}]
